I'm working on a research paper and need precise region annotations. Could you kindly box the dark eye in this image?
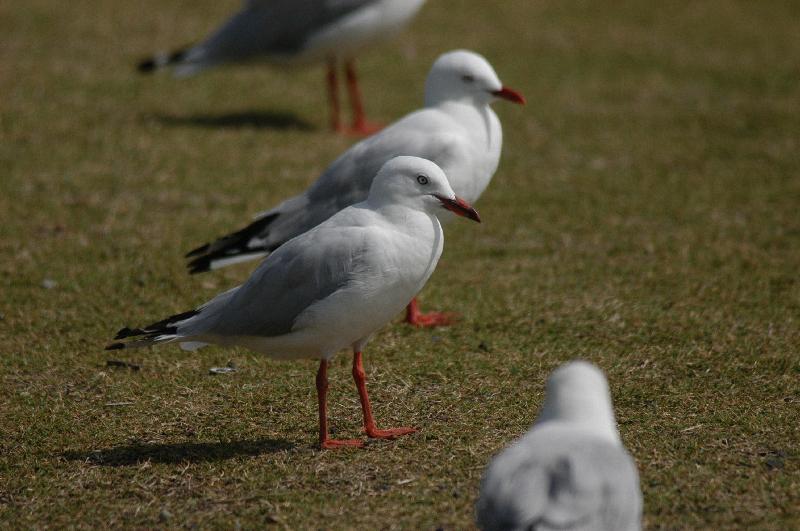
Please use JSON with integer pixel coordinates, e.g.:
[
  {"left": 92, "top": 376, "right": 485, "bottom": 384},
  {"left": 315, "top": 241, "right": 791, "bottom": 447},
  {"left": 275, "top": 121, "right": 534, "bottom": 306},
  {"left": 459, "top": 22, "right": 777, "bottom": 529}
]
[
  {"left": 461, "top": 74, "right": 475, "bottom": 83},
  {"left": 417, "top": 174, "right": 429, "bottom": 185}
]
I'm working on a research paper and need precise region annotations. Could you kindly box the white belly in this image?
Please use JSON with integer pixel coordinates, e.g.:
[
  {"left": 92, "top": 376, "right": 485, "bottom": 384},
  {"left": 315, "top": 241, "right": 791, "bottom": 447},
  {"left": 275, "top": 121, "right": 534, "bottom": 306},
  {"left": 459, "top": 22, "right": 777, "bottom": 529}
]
[{"left": 295, "top": 0, "right": 427, "bottom": 63}]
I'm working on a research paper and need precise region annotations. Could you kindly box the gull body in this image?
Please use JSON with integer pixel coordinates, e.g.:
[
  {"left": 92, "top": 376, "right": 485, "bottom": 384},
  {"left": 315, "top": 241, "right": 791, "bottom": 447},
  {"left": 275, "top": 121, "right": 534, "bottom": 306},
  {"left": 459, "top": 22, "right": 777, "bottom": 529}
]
[
  {"left": 108, "top": 156, "right": 480, "bottom": 448},
  {"left": 476, "top": 361, "right": 642, "bottom": 531},
  {"left": 186, "top": 50, "right": 524, "bottom": 324},
  {"left": 188, "top": 199, "right": 444, "bottom": 360},
  {"left": 139, "top": 0, "right": 427, "bottom": 132},
  {"left": 173, "top": 0, "right": 428, "bottom": 71}
]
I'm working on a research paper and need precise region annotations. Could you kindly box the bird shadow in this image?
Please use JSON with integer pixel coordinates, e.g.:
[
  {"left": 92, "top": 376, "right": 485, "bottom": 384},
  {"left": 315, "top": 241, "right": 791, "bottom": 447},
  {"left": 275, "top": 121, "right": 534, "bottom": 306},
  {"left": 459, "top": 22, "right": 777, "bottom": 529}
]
[
  {"left": 150, "top": 110, "right": 315, "bottom": 131},
  {"left": 62, "top": 438, "right": 295, "bottom": 467}
]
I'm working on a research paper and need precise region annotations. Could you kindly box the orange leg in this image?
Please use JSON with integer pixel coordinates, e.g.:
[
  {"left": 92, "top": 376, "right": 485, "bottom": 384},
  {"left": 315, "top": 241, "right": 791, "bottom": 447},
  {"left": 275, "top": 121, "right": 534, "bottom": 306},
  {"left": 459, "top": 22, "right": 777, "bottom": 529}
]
[
  {"left": 326, "top": 59, "right": 343, "bottom": 132},
  {"left": 317, "top": 359, "right": 362, "bottom": 449},
  {"left": 344, "top": 60, "right": 381, "bottom": 136},
  {"left": 352, "top": 351, "right": 416, "bottom": 439},
  {"left": 404, "top": 297, "right": 459, "bottom": 328}
]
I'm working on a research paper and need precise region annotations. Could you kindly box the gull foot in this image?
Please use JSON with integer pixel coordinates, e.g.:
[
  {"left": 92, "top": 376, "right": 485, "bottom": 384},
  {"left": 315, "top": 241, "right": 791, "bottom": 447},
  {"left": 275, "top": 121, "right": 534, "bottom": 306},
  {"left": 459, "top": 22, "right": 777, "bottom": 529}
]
[
  {"left": 366, "top": 427, "right": 418, "bottom": 439},
  {"left": 406, "top": 311, "right": 460, "bottom": 328},
  {"left": 320, "top": 438, "right": 364, "bottom": 449}
]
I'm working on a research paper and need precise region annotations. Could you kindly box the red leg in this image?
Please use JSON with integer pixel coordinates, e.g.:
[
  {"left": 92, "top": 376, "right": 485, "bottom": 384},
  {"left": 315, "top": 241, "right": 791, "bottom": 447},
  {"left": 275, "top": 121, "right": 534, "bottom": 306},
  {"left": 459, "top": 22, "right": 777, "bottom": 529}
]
[
  {"left": 317, "top": 359, "right": 363, "bottom": 449},
  {"left": 404, "top": 297, "right": 459, "bottom": 328},
  {"left": 352, "top": 351, "right": 416, "bottom": 439},
  {"left": 326, "top": 59, "right": 343, "bottom": 132},
  {"left": 344, "top": 60, "right": 381, "bottom": 136}
]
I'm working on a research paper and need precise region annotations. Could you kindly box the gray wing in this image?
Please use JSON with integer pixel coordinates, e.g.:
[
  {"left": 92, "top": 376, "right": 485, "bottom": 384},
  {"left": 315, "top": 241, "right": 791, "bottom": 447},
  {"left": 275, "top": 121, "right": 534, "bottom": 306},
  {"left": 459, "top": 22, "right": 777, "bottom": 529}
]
[
  {"left": 188, "top": 219, "right": 374, "bottom": 338},
  {"left": 182, "top": 0, "right": 378, "bottom": 67},
  {"left": 184, "top": 109, "right": 463, "bottom": 272},
  {"left": 476, "top": 430, "right": 642, "bottom": 531},
  {"left": 265, "top": 110, "right": 464, "bottom": 242}
]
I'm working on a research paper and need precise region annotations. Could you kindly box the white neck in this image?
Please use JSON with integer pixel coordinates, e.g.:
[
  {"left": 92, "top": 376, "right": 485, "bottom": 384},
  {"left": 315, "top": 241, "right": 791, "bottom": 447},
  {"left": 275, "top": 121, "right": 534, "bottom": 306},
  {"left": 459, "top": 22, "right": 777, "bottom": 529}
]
[
  {"left": 435, "top": 99, "right": 500, "bottom": 153},
  {"left": 425, "top": 90, "right": 492, "bottom": 109},
  {"left": 364, "top": 196, "right": 435, "bottom": 224},
  {"left": 534, "top": 383, "right": 622, "bottom": 445}
]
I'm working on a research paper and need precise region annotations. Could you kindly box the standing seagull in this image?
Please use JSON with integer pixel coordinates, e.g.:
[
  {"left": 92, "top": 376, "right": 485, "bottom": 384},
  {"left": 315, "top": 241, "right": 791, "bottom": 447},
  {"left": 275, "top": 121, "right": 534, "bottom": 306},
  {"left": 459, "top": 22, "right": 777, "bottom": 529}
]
[
  {"left": 185, "top": 49, "right": 525, "bottom": 326},
  {"left": 138, "top": 0, "right": 427, "bottom": 134},
  {"left": 106, "top": 157, "right": 480, "bottom": 449},
  {"left": 476, "top": 361, "right": 643, "bottom": 531}
]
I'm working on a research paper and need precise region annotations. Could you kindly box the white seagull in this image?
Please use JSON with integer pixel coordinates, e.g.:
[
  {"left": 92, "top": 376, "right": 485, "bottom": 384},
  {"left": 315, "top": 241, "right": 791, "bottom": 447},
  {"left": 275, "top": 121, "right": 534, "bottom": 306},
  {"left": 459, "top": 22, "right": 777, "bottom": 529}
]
[
  {"left": 138, "top": 0, "right": 428, "bottom": 134},
  {"left": 476, "top": 361, "right": 643, "bottom": 531},
  {"left": 106, "top": 156, "right": 480, "bottom": 449},
  {"left": 185, "top": 49, "right": 524, "bottom": 326}
]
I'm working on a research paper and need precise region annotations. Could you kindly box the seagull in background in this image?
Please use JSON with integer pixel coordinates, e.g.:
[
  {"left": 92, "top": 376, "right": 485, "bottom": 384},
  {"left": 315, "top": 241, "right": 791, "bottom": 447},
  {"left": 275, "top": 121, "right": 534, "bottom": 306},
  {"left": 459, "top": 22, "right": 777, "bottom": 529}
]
[
  {"left": 476, "top": 361, "right": 643, "bottom": 531},
  {"left": 185, "top": 49, "right": 525, "bottom": 327},
  {"left": 138, "top": 0, "right": 427, "bottom": 134},
  {"left": 106, "top": 156, "right": 480, "bottom": 449}
]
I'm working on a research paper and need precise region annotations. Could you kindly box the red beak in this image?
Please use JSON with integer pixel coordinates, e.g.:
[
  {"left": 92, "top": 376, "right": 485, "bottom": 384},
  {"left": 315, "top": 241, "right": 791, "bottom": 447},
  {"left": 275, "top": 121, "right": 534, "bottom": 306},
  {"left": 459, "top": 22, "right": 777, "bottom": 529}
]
[
  {"left": 433, "top": 194, "right": 481, "bottom": 223},
  {"left": 491, "top": 86, "right": 526, "bottom": 105}
]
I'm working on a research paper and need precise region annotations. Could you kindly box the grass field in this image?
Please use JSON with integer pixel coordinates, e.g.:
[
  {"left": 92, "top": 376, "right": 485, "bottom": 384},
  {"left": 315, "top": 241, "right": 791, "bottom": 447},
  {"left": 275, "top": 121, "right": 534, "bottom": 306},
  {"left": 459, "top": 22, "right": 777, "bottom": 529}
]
[{"left": 2, "top": 0, "right": 799, "bottom": 528}]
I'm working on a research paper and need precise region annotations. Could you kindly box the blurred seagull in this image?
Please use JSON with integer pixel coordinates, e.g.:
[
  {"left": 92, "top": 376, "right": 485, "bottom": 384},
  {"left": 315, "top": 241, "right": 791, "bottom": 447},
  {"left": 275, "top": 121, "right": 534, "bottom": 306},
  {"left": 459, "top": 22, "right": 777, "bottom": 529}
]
[
  {"left": 185, "top": 49, "right": 525, "bottom": 327},
  {"left": 138, "top": 0, "right": 427, "bottom": 134},
  {"left": 106, "top": 156, "right": 480, "bottom": 449},
  {"left": 476, "top": 361, "right": 643, "bottom": 531}
]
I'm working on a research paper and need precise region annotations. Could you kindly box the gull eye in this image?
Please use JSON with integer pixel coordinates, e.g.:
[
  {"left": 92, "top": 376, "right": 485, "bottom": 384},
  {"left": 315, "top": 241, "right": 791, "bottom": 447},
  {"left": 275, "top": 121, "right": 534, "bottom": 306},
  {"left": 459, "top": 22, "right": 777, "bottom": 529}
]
[
  {"left": 416, "top": 174, "right": 429, "bottom": 185},
  {"left": 461, "top": 74, "right": 475, "bottom": 83}
]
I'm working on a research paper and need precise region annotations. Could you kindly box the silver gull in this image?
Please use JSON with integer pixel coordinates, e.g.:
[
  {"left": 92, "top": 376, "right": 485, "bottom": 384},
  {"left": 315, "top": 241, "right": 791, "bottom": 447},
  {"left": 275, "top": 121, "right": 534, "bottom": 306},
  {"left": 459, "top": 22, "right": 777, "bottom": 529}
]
[
  {"left": 138, "top": 0, "right": 428, "bottom": 133},
  {"left": 106, "top": 156, "right": 480, "bottom": 449},
  {"left": 476, "top": 361, "right": 643, "bottom": 531}
]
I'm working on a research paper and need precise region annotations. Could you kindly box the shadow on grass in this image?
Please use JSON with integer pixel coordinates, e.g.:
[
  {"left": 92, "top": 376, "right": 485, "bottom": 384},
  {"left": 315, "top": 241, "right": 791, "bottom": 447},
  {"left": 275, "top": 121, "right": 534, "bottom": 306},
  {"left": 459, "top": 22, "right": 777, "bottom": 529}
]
[
  {"left": 151, "top": 110, "right": 315, "bottom": 131},
  {"left": 63, "top": 438, "right": 295, "bottom": 466}
]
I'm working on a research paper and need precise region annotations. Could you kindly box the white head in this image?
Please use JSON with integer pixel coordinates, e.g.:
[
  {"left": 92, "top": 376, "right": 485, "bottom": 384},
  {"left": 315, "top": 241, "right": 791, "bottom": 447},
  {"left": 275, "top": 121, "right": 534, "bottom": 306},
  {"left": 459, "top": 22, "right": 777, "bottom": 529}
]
[
  {"left": 534, "top": 360, "right": 621, "bottom": 444},
  {"left": 368, "top": 156, "right": 481, "bottom": 222},
  {"left": 424, "top": 49, "right": 526, "bottom": 107}
]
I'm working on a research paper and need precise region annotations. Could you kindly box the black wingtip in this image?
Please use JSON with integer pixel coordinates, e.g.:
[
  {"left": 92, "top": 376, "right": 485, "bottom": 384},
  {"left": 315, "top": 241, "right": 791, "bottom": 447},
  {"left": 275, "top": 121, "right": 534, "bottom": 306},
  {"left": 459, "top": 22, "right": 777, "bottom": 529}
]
[
  {"left": 137, "top": 58, "right": 157, "bottom": 73},
  {"left": 183, "top": 212, "right": 281, "bottom": 275},
  {"left": 105, "top": 342, "right": 125, "bottom": 351},
  {"left": 143, "top": 309, "right": 200, "bottom": 331},
  {"left": 185, "top": 242, "right": 210, "bottom": 258},
  {"left": 114, "top": 326, "right": 145, "bottom": 340},
  {"left": 187, "top": 257, "right": 212, "bottom": 275},
  {"left": 169, "top": 49, "right": 187, "bottom": 64},
  {"left": 137, "top": 47, "right": 187, "bottom": 74}
]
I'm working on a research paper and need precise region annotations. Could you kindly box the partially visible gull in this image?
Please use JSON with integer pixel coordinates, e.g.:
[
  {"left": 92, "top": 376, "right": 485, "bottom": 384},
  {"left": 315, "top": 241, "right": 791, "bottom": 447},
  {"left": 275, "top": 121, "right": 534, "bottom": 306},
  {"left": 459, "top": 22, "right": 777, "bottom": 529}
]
[
  {"left": 138, "top": 0, "right": 427, "bottom": 133},
  {"left": 476, "top": 361, "right": 642, "bottom": 531}
]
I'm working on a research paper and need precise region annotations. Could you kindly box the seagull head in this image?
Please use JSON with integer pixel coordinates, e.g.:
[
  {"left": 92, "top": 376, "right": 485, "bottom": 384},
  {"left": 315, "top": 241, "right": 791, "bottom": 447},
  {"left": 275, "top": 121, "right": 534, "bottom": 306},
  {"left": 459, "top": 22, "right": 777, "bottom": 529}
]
[
  {"left": 424, "top": 49, "right": 526, "bottom": 107},
  {"left": 368, "top": 156, "right": 480, "bottom": 222},
  {"left": 535, "top": 360, "right": 622, "bottom": 444}
]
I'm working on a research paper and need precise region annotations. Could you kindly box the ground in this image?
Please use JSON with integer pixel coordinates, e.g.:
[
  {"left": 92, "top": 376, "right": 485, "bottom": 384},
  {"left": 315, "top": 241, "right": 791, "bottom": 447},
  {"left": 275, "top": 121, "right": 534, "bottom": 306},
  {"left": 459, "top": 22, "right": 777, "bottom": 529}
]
[{"left": 1, "top": 0, "right": 799, "bottom": 529}]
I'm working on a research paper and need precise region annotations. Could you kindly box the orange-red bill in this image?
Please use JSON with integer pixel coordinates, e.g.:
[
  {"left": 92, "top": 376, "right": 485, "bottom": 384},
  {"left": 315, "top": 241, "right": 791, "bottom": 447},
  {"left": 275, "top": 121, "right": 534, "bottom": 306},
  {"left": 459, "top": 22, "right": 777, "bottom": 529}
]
[
  {"left": 491, "top": 86, "right": 526, "bottom": 105},
  {"left": 434, "top": 194, "right": 481, "bottom": 223}
]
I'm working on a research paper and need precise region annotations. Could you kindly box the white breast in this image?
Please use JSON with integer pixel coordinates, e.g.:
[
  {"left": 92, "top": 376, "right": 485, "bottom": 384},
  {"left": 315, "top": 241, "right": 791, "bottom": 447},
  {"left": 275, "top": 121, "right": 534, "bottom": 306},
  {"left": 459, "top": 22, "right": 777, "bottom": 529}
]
[
  {"left": 426, "top": 102, "right": 503, "bottom": 211},
  {"left": 253, "top": 208, "right": 443, "bottom": 359}
]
